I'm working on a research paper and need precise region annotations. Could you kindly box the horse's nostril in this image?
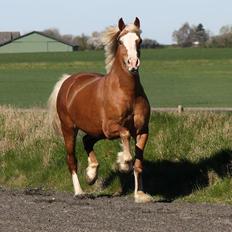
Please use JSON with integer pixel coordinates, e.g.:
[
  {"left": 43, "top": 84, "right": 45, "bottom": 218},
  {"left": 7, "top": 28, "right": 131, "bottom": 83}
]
[{"left": 127, "top": 58, "right": 140, "bottom": 68}]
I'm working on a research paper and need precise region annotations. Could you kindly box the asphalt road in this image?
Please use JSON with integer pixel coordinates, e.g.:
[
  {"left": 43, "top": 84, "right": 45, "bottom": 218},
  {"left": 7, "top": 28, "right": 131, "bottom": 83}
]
[{"left": 0, "top": 188, "right": 232, "bottom": 232}]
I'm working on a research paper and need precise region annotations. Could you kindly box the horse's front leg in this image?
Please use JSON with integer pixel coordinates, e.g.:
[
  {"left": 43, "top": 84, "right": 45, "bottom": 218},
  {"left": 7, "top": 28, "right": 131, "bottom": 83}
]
[
  {"left": 103, "top": 122, "right": 133, "bottom": 173},
  {"left": 116, "top": 128, "right": 133, "bottom": 173},
  {"left": 134, "top": 133, "right": 153, "bottom": 203}
]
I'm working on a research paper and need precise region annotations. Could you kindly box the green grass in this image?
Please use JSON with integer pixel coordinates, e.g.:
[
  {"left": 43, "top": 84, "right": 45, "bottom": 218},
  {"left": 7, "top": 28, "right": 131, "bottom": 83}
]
[
  {"left": 141, "top": 48, "right": 232, "bottom": 107},
  {"left": 0, "top": 48, "right": 232, "bottom": 107},
  {"left": 0, "top": 106, "right": 232, "bottom": 203}
]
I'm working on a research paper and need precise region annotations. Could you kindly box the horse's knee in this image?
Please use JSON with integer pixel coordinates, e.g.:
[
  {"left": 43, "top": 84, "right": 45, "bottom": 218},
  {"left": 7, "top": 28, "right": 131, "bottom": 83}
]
[{"left": 120, "top": 129, "right": 130, "bottom": 139}]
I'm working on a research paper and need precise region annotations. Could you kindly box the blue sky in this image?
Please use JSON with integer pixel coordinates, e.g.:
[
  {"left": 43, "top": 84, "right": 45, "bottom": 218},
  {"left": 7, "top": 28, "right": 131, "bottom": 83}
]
[{"left": 1, "top": 0, "right": 232, "bottom": 44}]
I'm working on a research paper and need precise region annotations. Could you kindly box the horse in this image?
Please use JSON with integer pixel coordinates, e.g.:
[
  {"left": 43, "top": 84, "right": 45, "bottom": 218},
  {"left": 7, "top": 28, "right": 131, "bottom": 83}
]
[{"left": 48, "top": 17, "right": 152, "bottom": 203}]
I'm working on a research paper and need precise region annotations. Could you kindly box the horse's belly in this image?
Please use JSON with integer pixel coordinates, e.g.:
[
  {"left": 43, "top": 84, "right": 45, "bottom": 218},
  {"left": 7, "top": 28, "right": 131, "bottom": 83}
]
[
  {"left": 58, "top": 73, "right": 104, "bottom": 136},
  {"left": 68, "top": 88, "right": 104, "bottom": 136},
  {"left": 75, "top": 110, "right": 103, "bottom": 136}
]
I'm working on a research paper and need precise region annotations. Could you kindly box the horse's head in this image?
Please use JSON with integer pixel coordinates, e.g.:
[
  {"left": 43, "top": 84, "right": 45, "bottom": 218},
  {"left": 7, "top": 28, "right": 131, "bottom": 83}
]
[{"left": 117, "top": 17, "right": 142, "bottom": 74}]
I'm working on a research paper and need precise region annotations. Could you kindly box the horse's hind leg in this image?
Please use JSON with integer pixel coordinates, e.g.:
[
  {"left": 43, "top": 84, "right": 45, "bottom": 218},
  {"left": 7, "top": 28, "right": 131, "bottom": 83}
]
[
  {"left": 61, "top": 125, "right": 84, "bottom": 196},
  {"left": 83, "top": 135, "right": 100, "bottom": 185}
]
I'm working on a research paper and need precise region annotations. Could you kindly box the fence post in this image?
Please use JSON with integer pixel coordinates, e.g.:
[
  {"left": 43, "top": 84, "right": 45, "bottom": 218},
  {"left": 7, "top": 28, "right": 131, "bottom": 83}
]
[{"left": 178, "top": 105, "right": 184, "bottom": 113}]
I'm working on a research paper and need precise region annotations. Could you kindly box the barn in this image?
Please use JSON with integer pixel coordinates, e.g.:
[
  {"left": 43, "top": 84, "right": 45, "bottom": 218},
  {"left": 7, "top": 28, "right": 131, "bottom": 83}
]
[{"left": 0, "top": 31, "right": 78, "bottom": 53}]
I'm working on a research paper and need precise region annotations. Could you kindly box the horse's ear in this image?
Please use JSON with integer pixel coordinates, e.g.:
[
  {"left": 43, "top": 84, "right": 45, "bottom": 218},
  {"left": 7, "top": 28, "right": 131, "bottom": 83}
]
[
  {"left": 134, "top": 17, "right": 140, "bottom": 29},
  {"left": 118, "top": 18, "right": 126, "bottom": 31}
]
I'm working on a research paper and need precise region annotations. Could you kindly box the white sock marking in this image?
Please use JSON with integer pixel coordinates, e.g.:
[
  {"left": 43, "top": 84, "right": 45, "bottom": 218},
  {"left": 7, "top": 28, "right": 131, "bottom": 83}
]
[
  {"left": 72, "top": 173, "right": 84, "bottom": 195},
  {"left": 86, "top": 157, "right": 98, "bottom": 181},
  {"left": 117, "top": 151, "right": 133, "bottom": 172},
  {"left": 134, "top": 170, "right": 139, "bottom": 194}
]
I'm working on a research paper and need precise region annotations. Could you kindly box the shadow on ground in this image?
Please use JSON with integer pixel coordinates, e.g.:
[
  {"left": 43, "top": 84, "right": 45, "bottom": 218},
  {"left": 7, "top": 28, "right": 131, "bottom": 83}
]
[{"left": 102, "top": 149, "right": 232, "bottom": 201}]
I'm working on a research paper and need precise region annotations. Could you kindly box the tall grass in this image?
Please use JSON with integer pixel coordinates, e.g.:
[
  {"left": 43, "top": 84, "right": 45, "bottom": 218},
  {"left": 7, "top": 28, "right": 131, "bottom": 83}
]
[{"left": 0, "top": 106, "right": 232, "bottom": 202}]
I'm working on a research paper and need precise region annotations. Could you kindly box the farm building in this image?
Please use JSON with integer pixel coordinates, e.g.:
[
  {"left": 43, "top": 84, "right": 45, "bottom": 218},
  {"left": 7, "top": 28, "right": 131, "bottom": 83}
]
[{"left": 0, "top": 31, "right": 78, "bottom": 53}]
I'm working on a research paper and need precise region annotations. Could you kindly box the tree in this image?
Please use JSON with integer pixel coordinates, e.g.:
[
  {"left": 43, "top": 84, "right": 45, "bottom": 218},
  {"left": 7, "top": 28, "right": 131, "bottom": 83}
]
[
  {"left": 194, "top": 24, "right": 209, "bottom": 45},
  {"left": 87, "top": 31, "right": 103, "bottom": 50},
  {"left": 172, "top": 23, "right": 209, "bottom": 47},
  {"left": 62, "top": 34, "right": 74, "bottom": 44},
  {"left": 72, "top": 34, "right": 90, "bottom": 50},
  {"left": 43, "top": 28, "right": 61, "bottom": 40},
  {"left": 206, "top": 24, "right": 232, "bottom": 48},
  {"left": 219, "top": 25, "right": 232, "bottom": 35},
  {"left": 141, "top": 38, "right": 161, "bottom": 48},
  {"left": 172, "top": 23, "right": 193, "bottom": 47}
]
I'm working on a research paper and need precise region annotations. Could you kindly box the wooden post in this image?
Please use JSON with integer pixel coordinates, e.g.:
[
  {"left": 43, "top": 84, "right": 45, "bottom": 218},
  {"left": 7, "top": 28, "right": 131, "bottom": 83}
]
[{"left": 178, "top": 105, "right": 184, "bottom": 113}]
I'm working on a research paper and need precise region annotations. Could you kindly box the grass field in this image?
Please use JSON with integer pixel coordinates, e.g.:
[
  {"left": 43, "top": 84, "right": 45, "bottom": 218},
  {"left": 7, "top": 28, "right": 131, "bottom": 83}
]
[
  {"left": 0, "top": 106, "right": 232, "bottom": 203},
  {"left": 0, "top": 48, "right": 232, "bottom": 107}
]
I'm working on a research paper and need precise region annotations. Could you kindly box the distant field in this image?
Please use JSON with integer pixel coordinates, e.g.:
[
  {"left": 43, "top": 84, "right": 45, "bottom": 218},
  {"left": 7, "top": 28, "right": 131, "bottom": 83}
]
[{"left": 0, "top": 48, "right": 232, "bottom": 107}]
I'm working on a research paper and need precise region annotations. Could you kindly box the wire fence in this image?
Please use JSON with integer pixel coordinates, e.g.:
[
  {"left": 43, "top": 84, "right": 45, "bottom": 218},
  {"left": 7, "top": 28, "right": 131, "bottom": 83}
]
[
  {"left": 1, "top": 105, "right": 232, "bottom": 113},
  {"left": 151, "top": 106, "right": 232, "bottom": 113}
]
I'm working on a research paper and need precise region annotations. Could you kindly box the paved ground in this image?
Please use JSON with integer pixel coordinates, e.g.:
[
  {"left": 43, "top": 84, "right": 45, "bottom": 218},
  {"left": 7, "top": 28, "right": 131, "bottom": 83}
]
[{"left": 0, "top": 188, "right": 232, "bottom": 232}]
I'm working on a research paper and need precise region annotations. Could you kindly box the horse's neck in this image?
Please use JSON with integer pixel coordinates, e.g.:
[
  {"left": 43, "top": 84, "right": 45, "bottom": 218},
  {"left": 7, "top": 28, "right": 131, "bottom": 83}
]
[{"left": 109, "top": 60, "right": 138, "bottom": 94}]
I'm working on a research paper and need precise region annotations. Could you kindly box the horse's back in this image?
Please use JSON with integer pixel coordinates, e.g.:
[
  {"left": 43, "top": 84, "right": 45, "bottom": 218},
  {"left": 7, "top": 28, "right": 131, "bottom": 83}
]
[{"left": 57, "top": 72, "right": 105, "bottom": 136}]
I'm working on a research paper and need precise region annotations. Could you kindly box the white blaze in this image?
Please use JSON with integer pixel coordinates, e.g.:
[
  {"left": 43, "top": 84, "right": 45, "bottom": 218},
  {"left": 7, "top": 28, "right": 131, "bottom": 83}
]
[{"left": 120, "top": 32, "right": 139, "bottom": 69}]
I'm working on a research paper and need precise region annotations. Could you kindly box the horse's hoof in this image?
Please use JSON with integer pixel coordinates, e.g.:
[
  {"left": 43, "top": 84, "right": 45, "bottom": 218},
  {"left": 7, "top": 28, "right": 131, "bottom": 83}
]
[
  {"left": 74, "top": 192, "right": 85, "bottom": 199},
  {"left": 74, "top": 193, "right": 96, "bottom": 200},
  {"left": 86, "top": 165, "right": 98, "bottom": 185},
  {"left": 118, "top": 161, "right": 133, "bottom": 173},
  {"left": 134, "top": 191, "right": 153, "bottom": 203},
  {"left": 86, "top": 174, "right": 98, "bottom": 185}
]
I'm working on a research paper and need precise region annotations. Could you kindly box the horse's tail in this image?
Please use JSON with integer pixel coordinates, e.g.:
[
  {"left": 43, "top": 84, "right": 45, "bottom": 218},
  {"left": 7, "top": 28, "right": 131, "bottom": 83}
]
[{"left": 47, "top": 74, "right": 70, "bottom": 135}]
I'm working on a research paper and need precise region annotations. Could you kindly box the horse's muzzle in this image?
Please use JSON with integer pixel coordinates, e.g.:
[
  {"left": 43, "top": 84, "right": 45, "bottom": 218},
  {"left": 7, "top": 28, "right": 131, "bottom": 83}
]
[
  {"left": 129, "top": 67, "right": 139, "bottom": 74},
  {"left": 128, "top": 57, "right": 140, "bottom": 73}
]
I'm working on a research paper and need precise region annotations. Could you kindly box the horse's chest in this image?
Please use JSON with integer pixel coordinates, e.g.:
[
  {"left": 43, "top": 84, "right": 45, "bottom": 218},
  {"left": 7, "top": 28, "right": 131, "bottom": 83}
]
[
  {"left": 120, "top": 110, "right": 134, "bottom": 125},
  {"left": 114, "top": 97, "right": 134, "bottom": 122}
]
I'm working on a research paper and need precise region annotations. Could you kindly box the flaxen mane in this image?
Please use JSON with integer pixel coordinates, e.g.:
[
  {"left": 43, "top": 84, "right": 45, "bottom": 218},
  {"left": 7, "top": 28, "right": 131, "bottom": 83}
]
[{"left": 101, "top": 24, "right": 141, "bottom": 73}]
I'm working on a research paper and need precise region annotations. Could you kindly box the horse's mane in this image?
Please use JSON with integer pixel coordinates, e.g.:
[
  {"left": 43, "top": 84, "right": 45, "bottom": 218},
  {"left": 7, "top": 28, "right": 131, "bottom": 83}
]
[{"left": 101, "top": 24, "right": 141, "bottom": 73}]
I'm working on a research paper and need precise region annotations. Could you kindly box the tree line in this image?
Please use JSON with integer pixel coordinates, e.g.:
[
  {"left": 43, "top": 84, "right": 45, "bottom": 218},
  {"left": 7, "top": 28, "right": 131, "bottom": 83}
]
[
  {"left": 172, "top": 23, "right": 232, "bottom": 48},
  {"left": 42, "top": 28, "right": 162, "bottom": 50},
  {"left": 43, "top": 23, "right": 232, "bottom": 50}
]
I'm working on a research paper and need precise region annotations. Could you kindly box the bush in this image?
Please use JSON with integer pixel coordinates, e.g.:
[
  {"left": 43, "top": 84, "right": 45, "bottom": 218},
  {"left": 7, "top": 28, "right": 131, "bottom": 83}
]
[{"left": 206, "top": 33, "right": 232, "bottom": 48}]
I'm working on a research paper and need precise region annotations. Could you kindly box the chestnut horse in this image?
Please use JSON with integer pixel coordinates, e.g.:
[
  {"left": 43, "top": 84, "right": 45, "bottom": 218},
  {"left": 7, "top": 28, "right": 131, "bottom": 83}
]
[{"left": 48, "top": 17, "right": 152, "bottom": 203}]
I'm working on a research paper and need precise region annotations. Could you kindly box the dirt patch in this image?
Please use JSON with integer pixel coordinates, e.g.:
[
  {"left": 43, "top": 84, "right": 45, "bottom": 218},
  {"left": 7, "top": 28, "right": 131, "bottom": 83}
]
[{"left": 0, "top": 188, "right": 232, "bottom": 232}]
